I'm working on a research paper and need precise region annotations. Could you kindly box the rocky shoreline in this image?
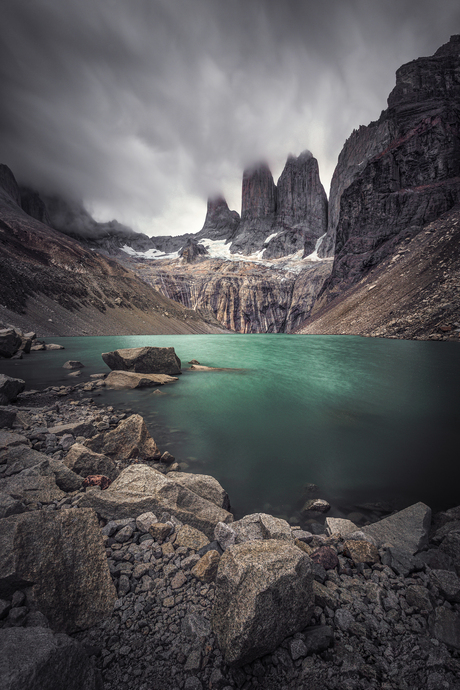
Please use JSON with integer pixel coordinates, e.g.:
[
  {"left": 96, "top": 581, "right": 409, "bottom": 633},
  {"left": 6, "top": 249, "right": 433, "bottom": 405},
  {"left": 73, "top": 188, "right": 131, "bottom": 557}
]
[{"left": 1, "top": 347, "right": 460, "bottom": 689}]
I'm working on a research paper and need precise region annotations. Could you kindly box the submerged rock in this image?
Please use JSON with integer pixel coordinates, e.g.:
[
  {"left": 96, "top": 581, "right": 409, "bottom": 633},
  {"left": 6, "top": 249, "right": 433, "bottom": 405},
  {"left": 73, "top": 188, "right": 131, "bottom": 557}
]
[{"left": 104, "top": 370, "right": 178, "bottom": 389}]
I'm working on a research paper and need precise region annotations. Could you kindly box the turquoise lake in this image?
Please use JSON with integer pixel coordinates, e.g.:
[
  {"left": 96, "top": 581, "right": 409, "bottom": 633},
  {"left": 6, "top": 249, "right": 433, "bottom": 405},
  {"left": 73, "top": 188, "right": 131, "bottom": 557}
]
[{"left": 2, "top": 334, "right": 460, "bottom": 520}]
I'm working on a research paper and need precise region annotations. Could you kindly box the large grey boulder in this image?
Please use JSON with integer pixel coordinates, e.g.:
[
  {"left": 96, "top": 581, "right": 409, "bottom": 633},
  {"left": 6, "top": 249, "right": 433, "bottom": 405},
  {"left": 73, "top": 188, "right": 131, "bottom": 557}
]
[
  {"left": 0, "top": 407, "right": 17, "bottom": 428},
  {"left": 0, "top": 627, "right": 101, "bottom": 690},
  {"left": 167, "top": 472, "right": 231, "bottom": 510},
  {"left": 47, "top": 421, "right": 95, "bottom": 438},
  {"left": 102, "top": 346, "right": 181, "bottom": 375},
  {"left": 0, "top": 473, "right": 66, "bottom": 504},
  {"left": 362, "top": 502, "right": 431, "bottom": 553},
  {"left": 0, "top": 492, "right": 26, "bottom": 519},
  {"left": 64, "top": 443, "right": 118, "bottom": 481},
  {"left": 85, "top": 414, "right": 160, "bottom": 467},
  {"left": 105, "top": 370, "right": 178, "bottom": 389},
  {"left": 212, "top": 540, "right": 314, "bottom": 666},
  {"left": 430, "top": 606, "right": 460, "bottom": 649},
  {"left": 0, "top": 509, "right": 116, "bottom": 632},
  {"left": 0, "top": 329, "right": 22, "bottom": 358},
  {"left": 0, "top": 376, "right": 25, "bottom": 405},
  {"left": 78, "top": 464, "right": 233, "bottom": 539}
]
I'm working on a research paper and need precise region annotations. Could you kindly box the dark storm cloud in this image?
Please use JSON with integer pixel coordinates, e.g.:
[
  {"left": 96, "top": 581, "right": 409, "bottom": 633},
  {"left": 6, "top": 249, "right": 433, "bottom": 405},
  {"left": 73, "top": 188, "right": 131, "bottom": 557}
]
[{"left": 1, "top": 0, "right": 460, "bottom": 234}]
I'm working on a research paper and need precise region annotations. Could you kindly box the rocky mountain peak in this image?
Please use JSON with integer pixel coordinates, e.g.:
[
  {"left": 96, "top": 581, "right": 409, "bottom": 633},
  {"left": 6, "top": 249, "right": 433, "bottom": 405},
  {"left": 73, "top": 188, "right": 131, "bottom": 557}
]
[
  {"left": 434, "top": 34, "right": 460, "bottom": 57},
  {"left": 241, "top": 163, "right": 277, "bottom": 221},
  {"left": 0, "top": 164, "right": 21, "bottom": 208},
  {"left": 388, "top": 34, "right": 460, "bottom": 109},
  {"left": 198, "top": 195, "right": 240, "bottom": 242}
]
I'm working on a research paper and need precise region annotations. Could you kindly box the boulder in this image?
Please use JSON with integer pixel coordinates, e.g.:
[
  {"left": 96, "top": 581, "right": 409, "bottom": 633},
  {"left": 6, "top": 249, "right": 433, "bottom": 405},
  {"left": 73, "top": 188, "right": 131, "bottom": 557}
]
[
  {"left": 167, "top": 472, "right": 230, "bottom": 510},
  {"left": 44, "top": 343, "right": 64, "bottom": 350},
  {"left": 175, "top": 524, "right": 210, "bottom": 551},
  {"left": 85, "top": 414, "right": 160, "bottom": 466},
  {"left": 63, "top": 443, "right": 118, "bottom": 481},
  {"left": 429, "top": 570, "right": 460, "bottom": 603},
  {"left": 0, "top": 376, "right": 25, "bottom": 405},
  {"left": 18, "top": 337, "right": 32, "bottom": 354},
  {"left": 78, "top": 464, "right": 233, "bottom": 539},
  {"left": 326, "top": 517, "right": 357, "bottom": 537},
  {"left": 191, "top": 550, "right": 220, "bottom": 582},
  {"left": 231, "top": 513, "right": 293, "bottom": 544},
  {"left": 0, "top": 407, "right": 17, "bottom": 429},
  {"left": 0, "top": 626, "right": 100, "bottom": 690},
  {"left": 0, "top": 445, "right": 50, "bottom": 476},
  {"left": 105, "top": 371, "right": 177, "bottom": 390},
  {"left": 0, "top": 329, "right": 22, "bottom": 358},
  {"left": 211, "top": 540, "right": 314, "bottom": 666},
  {"left": 430, "top": 606, "right": 460, "bottom": 650},
  {"left": 301, "top": 498, "right": 331, "bottom": 514},
  {"left": 102, "top": 346, "right": 181, "bottom": 375},
  {"left": 361, "top": 502, "right": 431, "bottom": 554},
  {"left": 62, "top": 361, "right": 84, "bottom": 369},
  {"left": 0, "top": 473, "right": 65, "bottom": 504},
  {"left": 310, "top": 546, "right": 339, "bottom": 570},
  {"left": 0, "top": 432, "right": 29, "bottom": 454},
  {"left": 47, "top": 458, "right": 84, "bottom": 492},
  {"left": 0, "top": 509, "right": 116, "bottom": 633},
  {"left": 0, "top": 492, "right": 26, "bottom": 519},
  {"left": 47, "top": 421, "right": 95, "bottom": 438},
  {"left": 343, "top": 539, "right": 380, "bottom": 566}
]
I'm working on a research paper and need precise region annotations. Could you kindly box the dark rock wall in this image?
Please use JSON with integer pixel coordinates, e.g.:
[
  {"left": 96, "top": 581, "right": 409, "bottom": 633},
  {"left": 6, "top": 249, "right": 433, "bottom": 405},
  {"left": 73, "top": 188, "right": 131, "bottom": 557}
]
[
  {"left": 265, "top": 152, "right": 328, "bottom": 258},
  {"left": 318, "top": 35, "right": 460, "bottom": 297}
]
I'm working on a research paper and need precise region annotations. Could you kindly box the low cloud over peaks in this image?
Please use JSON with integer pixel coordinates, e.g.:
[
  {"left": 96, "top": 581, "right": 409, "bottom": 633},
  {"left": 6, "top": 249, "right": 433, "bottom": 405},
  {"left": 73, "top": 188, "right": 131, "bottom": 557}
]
[{"left": 1, "top": 0, "right": 459, "bottom": 235}]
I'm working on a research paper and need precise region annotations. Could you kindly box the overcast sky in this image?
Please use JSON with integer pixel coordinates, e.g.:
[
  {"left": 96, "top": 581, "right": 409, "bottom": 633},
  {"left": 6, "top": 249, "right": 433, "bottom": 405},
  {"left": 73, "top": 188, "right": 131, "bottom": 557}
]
[{"left": 1, "top": 0, "right": 459, "bottom": 236}]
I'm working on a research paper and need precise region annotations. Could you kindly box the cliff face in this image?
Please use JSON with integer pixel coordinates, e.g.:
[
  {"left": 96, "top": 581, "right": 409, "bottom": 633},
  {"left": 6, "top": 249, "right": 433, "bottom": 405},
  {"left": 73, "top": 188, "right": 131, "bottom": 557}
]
[
  {"left": 317, "top": 35, "right": 460, "bottom": 294},
  {"left": 136, "top": 258, "right": 331, "bottom": 333},
  {"left": 0, "top": 165, "right": 226, "bottom": 336}
]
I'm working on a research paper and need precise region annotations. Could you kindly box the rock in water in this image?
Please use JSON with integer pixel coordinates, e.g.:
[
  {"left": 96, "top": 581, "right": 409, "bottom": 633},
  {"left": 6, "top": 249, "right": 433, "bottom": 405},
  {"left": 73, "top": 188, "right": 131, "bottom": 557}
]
[
  {"left": 104, "top": 371, "right": 178, "bottom": 389},
  {"left": 62, "top": 361, "right": 84, "bottom": 369},
  {"left": 0, "top": 329, "right": 22, "bottom": 358},
  {"left": 0, "top": 627, "right": 101, "bottom": 690},
  {"left": 0, "top": 375, "right": 25, "bottom": 405},
  {"left": 0, "top": 509, "right": 116, "bottom": 633},
  {"left": 102, "top": 346, "right": 181, "bottom": 375},
  {"left": 211, "top": 540, "right": 314, "bottom": 666}
]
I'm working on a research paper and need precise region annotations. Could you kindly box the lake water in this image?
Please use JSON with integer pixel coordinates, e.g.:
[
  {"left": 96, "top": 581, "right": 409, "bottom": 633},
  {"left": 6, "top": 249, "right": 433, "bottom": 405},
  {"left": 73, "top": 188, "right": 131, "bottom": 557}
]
[{"left": 2, "top": 334, "right": 460, "bottom": 521}]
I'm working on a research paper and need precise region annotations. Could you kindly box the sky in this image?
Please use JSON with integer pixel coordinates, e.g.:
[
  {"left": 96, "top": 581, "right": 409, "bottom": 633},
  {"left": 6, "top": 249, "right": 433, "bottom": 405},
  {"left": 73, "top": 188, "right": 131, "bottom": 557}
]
[{"left": 1, "top": 0, "right": 460, "bottom": 237}]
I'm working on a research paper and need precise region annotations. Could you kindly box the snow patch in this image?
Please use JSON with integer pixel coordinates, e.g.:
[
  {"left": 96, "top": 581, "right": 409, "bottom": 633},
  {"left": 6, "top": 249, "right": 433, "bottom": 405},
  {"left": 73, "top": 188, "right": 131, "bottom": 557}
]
[
  {"left": 263, "top": 232, "right": 279, "bottom": 246},
  {"left": 122, "top": 244, "right": 181, "bottom": 260},
  {"left": 305, "top": 233, "right": 327, "bottom": 262}
]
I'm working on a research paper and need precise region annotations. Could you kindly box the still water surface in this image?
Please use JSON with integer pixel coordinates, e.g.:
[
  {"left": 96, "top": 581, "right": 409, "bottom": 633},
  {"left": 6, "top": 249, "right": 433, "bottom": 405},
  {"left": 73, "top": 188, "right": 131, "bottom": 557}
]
[{"left": 2, "top": 334, "right": 460, "bottom": 519}]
